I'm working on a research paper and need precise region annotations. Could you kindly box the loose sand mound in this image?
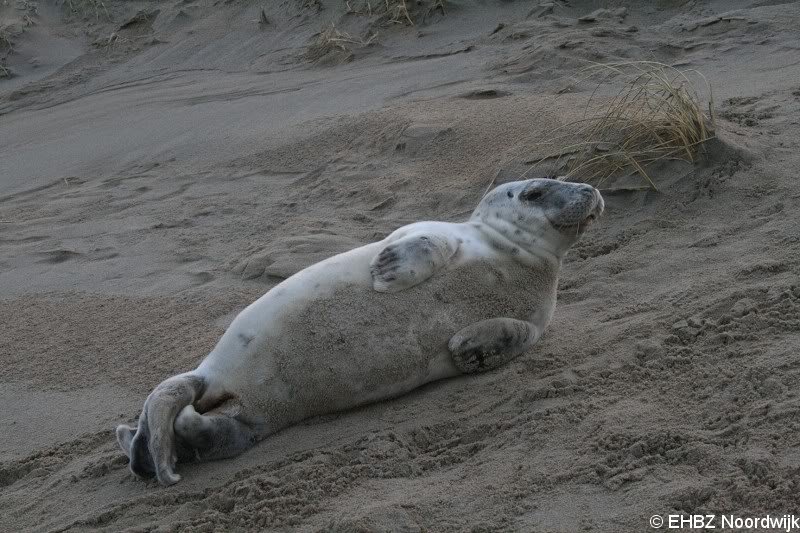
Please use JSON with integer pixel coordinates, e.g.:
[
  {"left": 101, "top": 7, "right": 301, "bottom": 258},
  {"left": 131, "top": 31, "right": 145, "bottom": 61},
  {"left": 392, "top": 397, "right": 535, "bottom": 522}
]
[{"left": 1, "top": 0, "right": 799, "bottom": 531}]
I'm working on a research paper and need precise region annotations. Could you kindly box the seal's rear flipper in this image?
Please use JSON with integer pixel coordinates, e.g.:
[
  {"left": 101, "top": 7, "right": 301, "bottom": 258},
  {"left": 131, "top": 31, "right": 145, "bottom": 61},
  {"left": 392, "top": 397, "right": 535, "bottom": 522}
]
[
  {"left": 174, "top": 404, "right": 259, "bottom": 462},
  {"left": 123, "top": 373, "right": 206, "bottom": 485},
  {"left": 370, "top": 234, "right": 458, "bottom": 292},
  {"left": 116, "top": 424, "right": 136, "bottom": 458},
  {"left": 448, "top": 318, "right": 540, "bottom": 373}
]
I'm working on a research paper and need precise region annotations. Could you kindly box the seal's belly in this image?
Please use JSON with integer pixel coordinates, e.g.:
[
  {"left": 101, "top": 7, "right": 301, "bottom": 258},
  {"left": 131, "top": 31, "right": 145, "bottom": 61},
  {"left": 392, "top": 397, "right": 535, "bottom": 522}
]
[{"left": 253, "top": 259, "right": 553, "bottom": 423}]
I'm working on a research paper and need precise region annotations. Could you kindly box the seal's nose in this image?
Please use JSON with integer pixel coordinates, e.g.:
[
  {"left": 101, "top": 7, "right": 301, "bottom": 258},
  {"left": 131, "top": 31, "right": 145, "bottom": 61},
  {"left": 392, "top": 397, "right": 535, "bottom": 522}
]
[{"left": 593, "top": 188, "right": 605, "bottom": 215}]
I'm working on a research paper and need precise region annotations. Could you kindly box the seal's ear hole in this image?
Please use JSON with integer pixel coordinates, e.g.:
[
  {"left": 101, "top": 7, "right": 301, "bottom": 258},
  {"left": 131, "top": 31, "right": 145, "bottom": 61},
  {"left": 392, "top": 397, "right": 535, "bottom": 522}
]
[{"left": 507, "top": 191, "right": 513, "bottom": 198}]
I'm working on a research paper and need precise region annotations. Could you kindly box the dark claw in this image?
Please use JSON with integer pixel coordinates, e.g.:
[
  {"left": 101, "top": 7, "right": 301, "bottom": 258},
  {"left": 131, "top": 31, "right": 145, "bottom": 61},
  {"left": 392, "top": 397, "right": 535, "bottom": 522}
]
[{"left": 378, "top": 252, "right": 397, "bottom": 264}]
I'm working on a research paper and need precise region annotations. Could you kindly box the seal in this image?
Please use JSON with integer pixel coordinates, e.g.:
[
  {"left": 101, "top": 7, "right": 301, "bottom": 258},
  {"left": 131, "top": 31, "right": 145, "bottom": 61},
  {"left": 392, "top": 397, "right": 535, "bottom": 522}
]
[{"left": 116, "top": 178, "right": 604, "bottom": 485}]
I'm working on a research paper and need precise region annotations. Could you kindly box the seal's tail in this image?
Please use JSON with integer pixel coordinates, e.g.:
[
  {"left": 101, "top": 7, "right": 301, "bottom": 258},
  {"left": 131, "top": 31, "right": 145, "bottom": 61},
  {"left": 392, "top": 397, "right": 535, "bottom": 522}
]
[{"left": 116, "top": 372, "right": 206, "bottom": 485}]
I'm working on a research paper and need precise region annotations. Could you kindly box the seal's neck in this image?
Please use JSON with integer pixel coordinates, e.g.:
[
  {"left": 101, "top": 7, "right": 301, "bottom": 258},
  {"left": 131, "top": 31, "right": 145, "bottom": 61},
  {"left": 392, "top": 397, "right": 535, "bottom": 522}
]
[{"left": 471, "top": 216, "right": 566, "bottom": 269}]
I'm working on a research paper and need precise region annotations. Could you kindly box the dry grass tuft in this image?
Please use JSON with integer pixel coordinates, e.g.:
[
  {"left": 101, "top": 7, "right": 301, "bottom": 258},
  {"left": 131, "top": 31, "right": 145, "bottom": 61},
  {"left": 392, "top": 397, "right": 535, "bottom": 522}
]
[
  {"left": 17, "top": 0, "right": 39, "bottom": 26},
  {"left": 94, "top": 31, "right": 129, "bottom": 52},
  {"left": 65, "top": 0, "right": 110, "bottom": 20},
  {"left": 428, "top": 0, "right": 445, "bottom": 17},
  {"left": 384, "top": 0, "right": 413, "bottom": 24},
  {"left": 0, "top": 2, "right": 39, "bottom": 77},
  {"left": 0, "top": 28, "right": 13, "bottom": 51},
  {"left": 305, "top": 23, "right": 377, "bottom": 62},
  {"left": 527, "top": 61, "right": 715, "bottom": 190},
  {"left": 300, "top": 0, "right": 323, "bottom": 11},
  {"left": 346, "top": 0, "right": 445, "bottom": 25},
  {"left": 1, "top": 25, "right": 14, "bottom": 78}
]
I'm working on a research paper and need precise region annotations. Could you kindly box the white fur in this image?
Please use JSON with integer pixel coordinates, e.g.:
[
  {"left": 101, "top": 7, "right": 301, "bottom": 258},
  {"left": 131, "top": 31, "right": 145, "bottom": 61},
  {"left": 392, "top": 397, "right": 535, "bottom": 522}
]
[
  {"left": 196, "top": 218, "right": 563, "bottom": 429},
  {"left": 190, "top": 180, "right": 604, "bottom": 431},
  {"left": 121, "top": 179, "right": 605, "bottom": 485}
]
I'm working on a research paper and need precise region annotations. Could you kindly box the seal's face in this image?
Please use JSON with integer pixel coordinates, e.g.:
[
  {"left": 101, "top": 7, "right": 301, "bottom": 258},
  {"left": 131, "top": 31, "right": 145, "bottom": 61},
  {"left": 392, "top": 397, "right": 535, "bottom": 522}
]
[
  {"left": 471, "top": 178, "right": 604, "bottom": 256},
  {"left": 515, "top": 178, "right": 604, "bottom": 232}
]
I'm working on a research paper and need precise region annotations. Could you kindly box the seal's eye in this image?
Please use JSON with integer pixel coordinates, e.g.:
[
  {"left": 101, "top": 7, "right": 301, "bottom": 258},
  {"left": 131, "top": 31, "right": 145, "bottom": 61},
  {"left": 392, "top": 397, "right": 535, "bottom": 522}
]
[{"left": 522, "top": 190, "right": 543, "bottom": 202}]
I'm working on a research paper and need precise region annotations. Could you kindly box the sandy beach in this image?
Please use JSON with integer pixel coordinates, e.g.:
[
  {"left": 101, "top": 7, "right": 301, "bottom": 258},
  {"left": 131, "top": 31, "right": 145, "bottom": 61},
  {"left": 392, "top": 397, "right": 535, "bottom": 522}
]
[{"left": 1, "top": 0, "right": 799, "bottom": 531}]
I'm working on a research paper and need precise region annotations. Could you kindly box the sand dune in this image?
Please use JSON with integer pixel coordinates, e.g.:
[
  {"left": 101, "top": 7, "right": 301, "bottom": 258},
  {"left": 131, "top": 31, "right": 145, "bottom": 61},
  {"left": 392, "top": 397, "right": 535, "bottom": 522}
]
[{"left": 1, "top": 0, "right": 799, "bottom": 531}]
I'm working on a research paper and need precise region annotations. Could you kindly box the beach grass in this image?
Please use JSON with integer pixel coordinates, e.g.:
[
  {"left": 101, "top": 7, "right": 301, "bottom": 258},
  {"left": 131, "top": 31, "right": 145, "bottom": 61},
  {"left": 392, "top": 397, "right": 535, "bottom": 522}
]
[
  {"left": 305, "top": 23, "right": 377, "bottom": 62},
  {"left": 527, "top": 61, "right": 715, "bottom": 190}
]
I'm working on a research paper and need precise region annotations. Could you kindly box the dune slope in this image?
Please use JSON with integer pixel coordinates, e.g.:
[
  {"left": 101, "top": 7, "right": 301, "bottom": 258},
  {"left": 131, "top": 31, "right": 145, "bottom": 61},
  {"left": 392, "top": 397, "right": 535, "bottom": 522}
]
[{"left": 1, "top": 0, "right": 799, "bottom": 531}]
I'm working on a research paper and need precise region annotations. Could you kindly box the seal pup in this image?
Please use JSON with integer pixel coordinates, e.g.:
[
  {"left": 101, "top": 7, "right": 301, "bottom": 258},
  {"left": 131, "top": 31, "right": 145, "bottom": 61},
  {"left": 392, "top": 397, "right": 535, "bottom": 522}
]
[{"left": 116, "top": 178, "right": 604, "bottom": 485}]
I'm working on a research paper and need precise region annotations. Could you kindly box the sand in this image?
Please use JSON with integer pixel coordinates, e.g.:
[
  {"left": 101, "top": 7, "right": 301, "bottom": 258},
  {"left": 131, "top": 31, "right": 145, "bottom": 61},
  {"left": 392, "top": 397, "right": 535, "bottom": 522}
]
[{"left": 1, "top": 0, "right": 799, "bottom": 531}]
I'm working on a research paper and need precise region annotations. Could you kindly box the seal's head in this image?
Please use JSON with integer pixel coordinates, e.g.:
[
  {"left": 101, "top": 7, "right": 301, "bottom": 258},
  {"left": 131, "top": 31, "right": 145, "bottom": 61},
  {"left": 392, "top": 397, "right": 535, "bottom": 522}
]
[{"left": 471, "top": 177, "right": 604, "bottom": 259}]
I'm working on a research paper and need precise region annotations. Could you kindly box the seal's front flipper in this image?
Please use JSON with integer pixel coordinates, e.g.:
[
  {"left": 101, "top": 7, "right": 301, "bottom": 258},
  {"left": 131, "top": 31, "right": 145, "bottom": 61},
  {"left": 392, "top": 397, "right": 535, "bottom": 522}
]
[
  {"left": 370, "top": 234, "right": 458, "bottom": 293},
  {"left": 448, "top": 318, "right": 539, "bottom": 373}
]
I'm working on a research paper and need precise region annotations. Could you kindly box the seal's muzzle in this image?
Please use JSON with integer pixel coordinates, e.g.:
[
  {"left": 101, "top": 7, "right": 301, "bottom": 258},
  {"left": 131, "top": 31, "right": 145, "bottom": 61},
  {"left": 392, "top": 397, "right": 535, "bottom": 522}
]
[{"left": 518, "top": 179, "right": 604, "bottom": 229}]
